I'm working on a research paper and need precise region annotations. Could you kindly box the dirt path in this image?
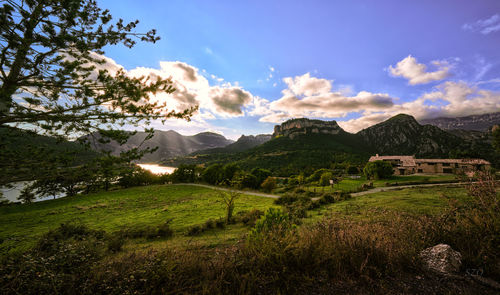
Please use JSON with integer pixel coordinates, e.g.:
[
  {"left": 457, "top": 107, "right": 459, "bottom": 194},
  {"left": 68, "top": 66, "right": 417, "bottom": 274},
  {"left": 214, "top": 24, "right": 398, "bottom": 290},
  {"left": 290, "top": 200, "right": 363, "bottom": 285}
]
[
  {"left": 172, "top": 183, "right": 280, "bottom": 199},
  {"left": 350, "top": 182, "right": 467, "bottom": 197},
  {"left": 174, "top": 181, "right": 469, "bottom": 201}
]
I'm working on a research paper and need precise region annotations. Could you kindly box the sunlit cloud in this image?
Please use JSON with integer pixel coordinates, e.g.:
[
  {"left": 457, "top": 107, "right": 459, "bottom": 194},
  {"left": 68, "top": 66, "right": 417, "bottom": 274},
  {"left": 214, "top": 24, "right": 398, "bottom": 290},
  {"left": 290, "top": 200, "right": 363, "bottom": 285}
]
[{"left": 388, "top": 55, "right": 450, "bottom": 85}]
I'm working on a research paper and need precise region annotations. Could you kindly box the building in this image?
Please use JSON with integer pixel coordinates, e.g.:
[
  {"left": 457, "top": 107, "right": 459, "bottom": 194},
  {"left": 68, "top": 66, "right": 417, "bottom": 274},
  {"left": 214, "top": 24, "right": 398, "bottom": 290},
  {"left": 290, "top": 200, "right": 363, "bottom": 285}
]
[{"left": 368, "top": 155, "right": 491, "bottom": 175}]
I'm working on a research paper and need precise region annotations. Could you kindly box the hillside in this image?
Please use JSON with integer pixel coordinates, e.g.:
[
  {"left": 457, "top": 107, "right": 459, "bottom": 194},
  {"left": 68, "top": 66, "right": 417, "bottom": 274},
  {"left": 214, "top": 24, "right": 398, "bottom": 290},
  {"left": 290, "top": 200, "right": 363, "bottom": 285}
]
[
  {"left": 0, "top": 127, "right": 97, "bottom": 184},
  {"left": 168, "top": 114, "right": 499, "bottom": 172},
  {"left": 84, "top": 130, "right": 233, "bottom": 163}
]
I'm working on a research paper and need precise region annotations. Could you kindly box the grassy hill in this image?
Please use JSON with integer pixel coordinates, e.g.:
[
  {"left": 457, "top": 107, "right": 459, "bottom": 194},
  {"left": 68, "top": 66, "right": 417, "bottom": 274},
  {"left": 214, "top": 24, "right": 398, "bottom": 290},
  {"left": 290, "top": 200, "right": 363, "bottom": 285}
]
[{"left": 0, "top": 185, "right": 277, "bottom": 254}]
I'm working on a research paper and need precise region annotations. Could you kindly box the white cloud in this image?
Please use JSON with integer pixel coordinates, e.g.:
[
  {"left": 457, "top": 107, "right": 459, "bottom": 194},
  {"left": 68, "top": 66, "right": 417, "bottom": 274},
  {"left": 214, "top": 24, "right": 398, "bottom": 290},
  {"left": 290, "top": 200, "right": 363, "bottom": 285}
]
[
  {"left": 250, "top": 73, "right": 395, "bottom": 124},
  {"left": 283, "top": 73, "right": 332, "bottom": 96},
  {"left": 463, "top": 14, "right": 500, "bottom": 35},
  {"left": 388, "top": 55, "right": 450, "bottom": 85},
  {"left": 337, "top": 81, "right": 500, "bottom": 132},
  {"left": 125, "top": 61, "right": 253, "bottom": 117}
]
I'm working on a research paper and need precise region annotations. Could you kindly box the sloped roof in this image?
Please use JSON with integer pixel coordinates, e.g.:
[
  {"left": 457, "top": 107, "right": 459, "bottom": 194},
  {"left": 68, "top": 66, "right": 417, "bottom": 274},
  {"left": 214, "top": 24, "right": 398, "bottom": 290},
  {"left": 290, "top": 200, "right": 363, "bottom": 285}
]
[
  {"left": 416, "top": 158, "right": 490, "bottom": 165},
  {"left": 368, "top": 155, "right": 416, "bottom": 167}
]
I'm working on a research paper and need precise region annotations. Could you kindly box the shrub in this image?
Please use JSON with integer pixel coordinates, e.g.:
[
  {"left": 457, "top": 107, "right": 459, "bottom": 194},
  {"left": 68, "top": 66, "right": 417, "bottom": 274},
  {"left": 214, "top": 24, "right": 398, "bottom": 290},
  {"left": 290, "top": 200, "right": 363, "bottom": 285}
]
[
  {"left": 236, "top": 209, "right": 264, "bottom": 227},
  {"left": 363, "top": 160, "right": 393, "bottom": 180},
  {"left": 319, "top": 172, "right": 334, "bottom": 186},
  {"left": 204, "top": 218, "right": 216, "bottom": 229},
  {"left": 261, "top": 176, "right": 277, "bottom": 192},
  {"left": 249, "top": 208, "right": 293, "bottom": 241},
  {"left": 319, "top": 193, "right": 336, "bottom": 204},
  {"left": 215, "top": 218, "right": 226, "bottom": 229},
  {"left": 187, "top": 225, "right": 203, "bottom": 236}
]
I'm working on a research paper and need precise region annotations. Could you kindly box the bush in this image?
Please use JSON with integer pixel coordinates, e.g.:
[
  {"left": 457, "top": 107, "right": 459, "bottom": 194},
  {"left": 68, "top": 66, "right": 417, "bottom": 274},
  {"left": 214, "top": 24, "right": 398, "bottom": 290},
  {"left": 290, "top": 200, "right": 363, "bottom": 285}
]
[
  {"left": 319, "top": 172, "right": 334, "bottom": 186},
  {"left": 187, "top": 225, "right": 203, "bottom": 236},
  {"left": 204, "top": 218, "right": 216, "bottom": 229},
  {"left": 346, "top": 165, "right": 359, "bottom": 175},
  {"left": 236, "top": 209, "right": 264, "bottom": 227},
  {"left": 319, "top": 193, "right": 335, "bottom": 204},
  {"left": 363, "top": 160, "right": 393, "bottom": 180},
  {"left": 261, "top": 176, "right": 277, "bottom": 192},
  {"left": 249, "top": 208, "right": 293, "bottom": 241},
  {"left": 274, "top": 193, "right": 310, "bottom": 205}
]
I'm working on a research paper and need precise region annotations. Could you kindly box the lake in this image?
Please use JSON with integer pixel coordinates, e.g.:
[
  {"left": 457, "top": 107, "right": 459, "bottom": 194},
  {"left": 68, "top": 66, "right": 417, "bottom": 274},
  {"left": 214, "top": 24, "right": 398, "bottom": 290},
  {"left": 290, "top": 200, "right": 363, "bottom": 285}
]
[
  {"left": 137, "top": 164, "right": 176, "bottom": 175},
  {"left": 1, "top": 164, "right": 176, "bottom": 203}
]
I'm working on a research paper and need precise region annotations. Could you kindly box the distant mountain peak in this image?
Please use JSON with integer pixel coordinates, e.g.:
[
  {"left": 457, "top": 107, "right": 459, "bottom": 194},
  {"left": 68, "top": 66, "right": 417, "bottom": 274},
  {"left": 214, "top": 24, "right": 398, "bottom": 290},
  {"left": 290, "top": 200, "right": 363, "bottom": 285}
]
[
  {"left": 273, "top": 118, "right": 344, "bottom": 139},
  {"left": 419, "top": 112, "right": 500, "bottom": 131}
]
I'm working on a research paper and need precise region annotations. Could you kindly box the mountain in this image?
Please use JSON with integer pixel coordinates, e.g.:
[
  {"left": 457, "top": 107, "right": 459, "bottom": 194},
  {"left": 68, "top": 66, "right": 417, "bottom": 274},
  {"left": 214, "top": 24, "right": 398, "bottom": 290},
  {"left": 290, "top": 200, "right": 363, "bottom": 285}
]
[
  {"left": 0, "top": 127, "right": 97, "bottom": 184},
  {"left": 419, "top": 112, "right": 500, "bottom": 131},
  {"left": 84, "top": 130, "right": 233, "bottom": 163},
  {"left": 273, "top": 118, "right": 344, "bottom": 139},
  {"left": 168, "top": 114, "right": 499, "bottom": 174},
  {"left": 357, "top": 114, "right": 465, "bottom": 157},
  {"left": 193, "top": 134, "right": 272, "bottom": 155}
]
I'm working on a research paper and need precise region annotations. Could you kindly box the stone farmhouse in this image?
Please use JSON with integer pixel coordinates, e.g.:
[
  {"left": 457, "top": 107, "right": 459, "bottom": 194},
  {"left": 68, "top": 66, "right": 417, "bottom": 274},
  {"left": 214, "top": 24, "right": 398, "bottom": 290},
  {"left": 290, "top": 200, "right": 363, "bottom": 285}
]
[{"left": 368, "top": 155, "right": 491, "bottom": 175}]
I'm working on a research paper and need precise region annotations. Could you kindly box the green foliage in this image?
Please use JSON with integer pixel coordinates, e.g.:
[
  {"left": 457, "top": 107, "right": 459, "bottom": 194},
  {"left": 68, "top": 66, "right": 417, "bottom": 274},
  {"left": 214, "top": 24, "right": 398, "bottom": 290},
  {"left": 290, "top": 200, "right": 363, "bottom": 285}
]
[
  {"left": 251, "top": 168, "right": 272, "bottom": 186},
  {"left": 222, "top": 163, "right": 241, "bottom": 184},
  {"left": 249, "top": 208, "right": 293, "bottom": 241},
  {"left": 202, "top": 164, "right": 224, "bottom": 185},
  {"left": 232, "top": 171, "right": 258, "bottom": 189},
  {"left": 346, "top": 165, "right": 359, "bottom": 174},
  {"left": 0, "top": 0, "right": 195, "bottom": 186},
  {"left": 170, "top": 164, "right": 197, "bottom": 183},
  {"left": 260, "top": 176, "right": 276, "bottom": 192},
  {"left": 319, "top": 172, "right": 334, "bottom": 186},
  {"left": 306, "top": 168, "right": 333, "bottom": 183},
  {"left": 17, "top": 186, "right": 36, "bottom": 204},
  {"left": 363, "top": 160, "right": 393, "bottom": 180}
]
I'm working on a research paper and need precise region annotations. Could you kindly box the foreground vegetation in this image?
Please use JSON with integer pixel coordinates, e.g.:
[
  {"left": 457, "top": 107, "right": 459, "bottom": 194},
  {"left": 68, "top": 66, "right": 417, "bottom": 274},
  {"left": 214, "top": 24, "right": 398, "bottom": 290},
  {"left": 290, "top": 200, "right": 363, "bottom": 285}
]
[{"left": 1, "top": 176, "right": 499, "bottom": 294}]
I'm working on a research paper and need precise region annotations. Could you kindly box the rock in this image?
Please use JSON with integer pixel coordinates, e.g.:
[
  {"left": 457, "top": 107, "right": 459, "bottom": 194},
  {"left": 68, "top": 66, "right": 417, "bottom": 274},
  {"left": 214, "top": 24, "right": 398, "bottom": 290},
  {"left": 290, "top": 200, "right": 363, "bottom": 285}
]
[{"left": 420, "top": 244, "right": 462, "bottom": 274}]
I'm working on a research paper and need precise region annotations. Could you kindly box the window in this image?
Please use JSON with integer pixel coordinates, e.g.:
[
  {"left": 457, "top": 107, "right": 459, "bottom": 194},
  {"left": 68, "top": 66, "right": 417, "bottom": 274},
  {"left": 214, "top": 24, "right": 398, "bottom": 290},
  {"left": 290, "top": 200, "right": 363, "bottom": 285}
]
[
  {"left": 442, "top": 163, "right": 450, "bottom": 167},
  {"left": 418, "top": 169, "right": 423, "bottom": 173}
]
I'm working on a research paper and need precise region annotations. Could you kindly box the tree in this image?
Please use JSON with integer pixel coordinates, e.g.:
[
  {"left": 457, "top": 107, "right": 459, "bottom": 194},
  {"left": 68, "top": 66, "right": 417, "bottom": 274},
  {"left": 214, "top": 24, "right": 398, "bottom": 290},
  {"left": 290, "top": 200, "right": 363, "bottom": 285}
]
[
  {"left": 260, "top": 176, "right": 276, "bottom": 193},
  {"left": 319, "top": 172, "right": 333, "bottom": 186},
  {"left": 0, "top": 0, "right": 195, "bottom": 186},
  {"left": 250, "top": 168, "right": 271, "bottom": 187},
  {"left": 202, "top": 164, "right": 223, "bottom": 185},
  {"left": 17, "top": 186, "right": 35, "bottom": 203},
  {"left": 363, "top": 161, "right": 393, "bottom": 180},
  {"left": 217, "top": 190, "right": 239, "bottom": 224}
]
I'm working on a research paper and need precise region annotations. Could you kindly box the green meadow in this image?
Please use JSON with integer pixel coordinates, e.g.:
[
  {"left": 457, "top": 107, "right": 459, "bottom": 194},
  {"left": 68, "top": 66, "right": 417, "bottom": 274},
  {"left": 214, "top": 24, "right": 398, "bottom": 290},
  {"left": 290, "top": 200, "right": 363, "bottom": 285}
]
[
  {"left": 0, "top": 185, "right": 278, "bottom": 254},
  {"left": 306, "top": 173, "right": 458, "bottom": 193}
]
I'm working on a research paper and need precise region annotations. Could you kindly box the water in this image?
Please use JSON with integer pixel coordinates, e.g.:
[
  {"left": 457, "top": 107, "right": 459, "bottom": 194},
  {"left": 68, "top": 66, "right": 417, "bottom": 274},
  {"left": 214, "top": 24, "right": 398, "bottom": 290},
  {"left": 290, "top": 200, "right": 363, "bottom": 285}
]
[
  {"left": 1, "top": 164, "right": 176, "bottom": 203},
  {"left": 137, "top": 164, "right": 176, "bottom": 175},
  {"left": 0, "top": 181, "right": 64, "bottom": 203}
]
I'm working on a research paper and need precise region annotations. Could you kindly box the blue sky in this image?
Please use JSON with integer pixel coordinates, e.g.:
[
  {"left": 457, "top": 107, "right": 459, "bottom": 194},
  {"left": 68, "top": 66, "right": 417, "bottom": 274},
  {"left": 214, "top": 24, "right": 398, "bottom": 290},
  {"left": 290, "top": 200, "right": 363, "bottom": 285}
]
[{"left": 100, "top": 0, "right": 500, "bottom": 139}]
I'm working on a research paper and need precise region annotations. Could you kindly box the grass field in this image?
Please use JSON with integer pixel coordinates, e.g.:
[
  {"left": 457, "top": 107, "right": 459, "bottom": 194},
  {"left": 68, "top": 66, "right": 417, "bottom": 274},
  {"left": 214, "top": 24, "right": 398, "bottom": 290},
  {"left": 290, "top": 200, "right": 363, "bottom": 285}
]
[
  {"left": 305, "top": 174, "right": 458, "bottom": 193},
  {"left": 0, "top": 184, "right": 278, "bottom": 254},
  {"left": 0, "top": 182, "right": 471, "bottom": 256},
  {"left": 307, "top": 186, "right": 470, "bottom": 223}
]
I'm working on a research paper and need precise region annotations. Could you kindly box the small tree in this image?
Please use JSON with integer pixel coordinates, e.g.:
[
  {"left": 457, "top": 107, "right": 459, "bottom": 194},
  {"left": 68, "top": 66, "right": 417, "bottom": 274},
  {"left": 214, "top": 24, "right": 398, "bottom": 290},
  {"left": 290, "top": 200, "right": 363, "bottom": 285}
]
[
  {"left": 18, "top": 186, "right": 36, "bottom": 204},
  {"left": 319, "top": 172, "right": 333, "bottom": 186},
  {"left": 363, "top": 161, "right": 393, "bottom": 180},
  {"left": 261, "top": 176, "right": 276, "bottom": 193},
  {"left": 217, "top": 190, "right": 240, "bottom": 224}
]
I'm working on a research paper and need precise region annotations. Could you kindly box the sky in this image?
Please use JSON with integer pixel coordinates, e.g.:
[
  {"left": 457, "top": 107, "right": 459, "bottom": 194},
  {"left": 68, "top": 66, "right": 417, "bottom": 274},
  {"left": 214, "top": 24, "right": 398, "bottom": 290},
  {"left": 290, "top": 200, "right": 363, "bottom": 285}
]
[{"left": 99, "top": 0, "right": 500, "bottom": 140}]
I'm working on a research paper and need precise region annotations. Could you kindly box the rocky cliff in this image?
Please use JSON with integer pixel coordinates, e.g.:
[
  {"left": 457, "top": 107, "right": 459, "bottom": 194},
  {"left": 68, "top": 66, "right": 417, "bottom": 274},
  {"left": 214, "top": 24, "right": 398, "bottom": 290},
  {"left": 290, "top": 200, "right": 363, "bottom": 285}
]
[{"left": 273, "top": 118, "right": 344, "bottom": 139}]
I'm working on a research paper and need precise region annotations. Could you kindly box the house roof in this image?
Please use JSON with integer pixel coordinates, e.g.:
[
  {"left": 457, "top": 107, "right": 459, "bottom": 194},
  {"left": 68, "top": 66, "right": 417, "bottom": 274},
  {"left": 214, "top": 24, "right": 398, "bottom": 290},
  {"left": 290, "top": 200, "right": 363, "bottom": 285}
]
[
  {"left": 415, "top": 158, "right": 491, "bottom": 165},
  {"left": 368, "top": 155, "right": 416, "bottom": 167}
]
